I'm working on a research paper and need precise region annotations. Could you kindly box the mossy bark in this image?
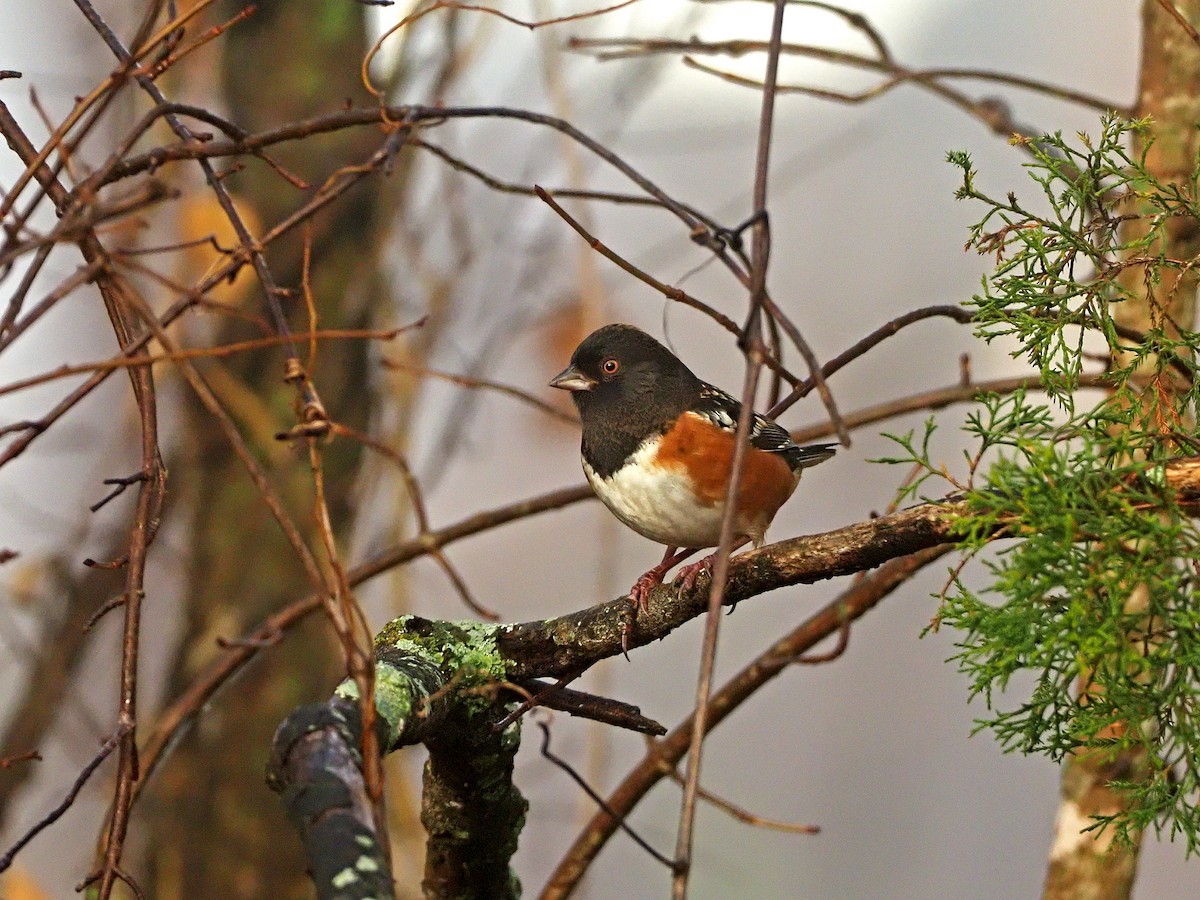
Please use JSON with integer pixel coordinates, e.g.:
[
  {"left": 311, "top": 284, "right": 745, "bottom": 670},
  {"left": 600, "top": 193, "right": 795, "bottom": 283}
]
[
  {"left": 420, "top": 709, "right": 527, "bottom": 900},
  {"left": 269, "top": 618, "right": 526, "bottom": 900}
]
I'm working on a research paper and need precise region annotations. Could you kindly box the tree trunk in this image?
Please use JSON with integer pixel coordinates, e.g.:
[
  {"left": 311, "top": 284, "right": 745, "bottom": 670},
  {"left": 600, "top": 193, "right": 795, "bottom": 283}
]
[{"left": 136, "top": 5, "right": 404, "bottom": 896}]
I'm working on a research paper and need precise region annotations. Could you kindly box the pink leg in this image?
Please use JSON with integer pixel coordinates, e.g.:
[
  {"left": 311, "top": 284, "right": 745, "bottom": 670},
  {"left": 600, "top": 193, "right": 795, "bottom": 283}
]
[
  {"left": 622, "top": 546, "right": 703, "bottom": 658},
  {"left": 674, "top": 538, "right": 751, "bottom": 593},
  {"left": 628, "top": 546, "right": 699, "bottom": 613}
]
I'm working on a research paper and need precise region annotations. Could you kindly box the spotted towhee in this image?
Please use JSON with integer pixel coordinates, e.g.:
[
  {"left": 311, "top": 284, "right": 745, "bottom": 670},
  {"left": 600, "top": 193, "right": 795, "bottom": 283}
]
[{"left": 550, "top": 324, "right": 836, "bottom": 613}]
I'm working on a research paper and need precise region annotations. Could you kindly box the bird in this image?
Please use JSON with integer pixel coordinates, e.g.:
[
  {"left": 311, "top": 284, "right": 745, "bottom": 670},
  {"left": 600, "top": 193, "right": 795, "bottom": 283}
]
[{"left": 549, "top": 323, "right": 836, "bottom": 618}]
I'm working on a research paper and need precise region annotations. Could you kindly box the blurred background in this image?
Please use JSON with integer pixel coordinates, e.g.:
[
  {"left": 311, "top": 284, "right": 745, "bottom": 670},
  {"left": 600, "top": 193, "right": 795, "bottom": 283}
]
[{"left": 1, "top": 1, "right": 1194, "bottom": 897}]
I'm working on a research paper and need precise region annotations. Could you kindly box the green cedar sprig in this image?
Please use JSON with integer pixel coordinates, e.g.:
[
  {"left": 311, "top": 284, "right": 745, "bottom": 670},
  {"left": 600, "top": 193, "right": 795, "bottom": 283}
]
[{"left": 886, "top": 115, "right": 1200, "bottom": 850}]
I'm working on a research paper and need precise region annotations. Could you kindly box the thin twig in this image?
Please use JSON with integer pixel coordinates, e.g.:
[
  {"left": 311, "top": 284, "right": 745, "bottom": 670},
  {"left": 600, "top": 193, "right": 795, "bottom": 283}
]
[
  {"left": 361, "top": 0, "right": 643, "bottom": 104},
  {"left": 0, "top": 258, "right": 107, "bottom": 354},
  {"left": 72, "top": 0, "right": 308, "bottom": 385},
  {"left": 0, "top": 725, "right": 125, "bottom": 875},
  {"left": 411, "top": 136, "right": 707, "bottom": 213},
  {"left": 493, "top": 672, "right": 582, "bottom": 732},
  {"left": 793, "top": 610, "right": 851, "bottom": 664},
  {"left": 533, "top": 185, "right": 802, "bottom": 388},
  {"left": 769, "top": 305, "right": 974, "bottom": 418},
  {"left": 569, "top": 36, "right": 1127, "bottom": 117},
  {"left": 293, "top": 224, "right": 388, "bottom": 844},
  {"left": 89, "top": 472, "right": 148, "bottom": 513},
  {"left": 0, "top": 750, "right": 41, "bottom": 769},
  {"left": 1155, "top": 0, "right": 1200, "bottom": 45},
  {"left": 788, "top": 373, "right": 1110, "bottom": 444},
  {"left": 0, "top": 327, "right": 411, "bottom": 399},
  {"left": 0, "top": 75, "right": 166, "bottom": 900},
  {"left": 762, "top": 295, "right": 851, "bottom": 445},
  {"left": 534, "top": 188, "right": 744, "bottom": 350},
  {"left": 674, "top": 4, "right": 789, "bottom": 896},
  {"left": 538, "top": 721, "right": 678, "bottom": 871},
  {"left": 382, "top": 356, "right": 577, "bottom": 424},
  {"left": 663, "top": 766, "right": 819, "bottom": 834},
  {"left": 0, "top": 122, "right": 413, "bottom": 471},
  {"left": 541, "top": 547, "right": 950, "bottom": 897},
  {"left": 134, "top": 485, "right": 593, "bottom": 793},
  {"left": 328, "top": 422, "right": 499, "bottom": 620}
]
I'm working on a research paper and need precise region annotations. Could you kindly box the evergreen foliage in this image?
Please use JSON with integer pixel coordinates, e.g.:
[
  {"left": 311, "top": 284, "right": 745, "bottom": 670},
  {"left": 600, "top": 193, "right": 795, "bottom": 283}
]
[{"left": 887, "top": 117, "right": 1200, "bottom": 849}]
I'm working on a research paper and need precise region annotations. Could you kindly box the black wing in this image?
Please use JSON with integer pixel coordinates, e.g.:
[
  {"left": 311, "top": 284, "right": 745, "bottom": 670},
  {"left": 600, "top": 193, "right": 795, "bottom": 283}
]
[{"left": 694, "top": 384, "right": 837, "bottom": 471}]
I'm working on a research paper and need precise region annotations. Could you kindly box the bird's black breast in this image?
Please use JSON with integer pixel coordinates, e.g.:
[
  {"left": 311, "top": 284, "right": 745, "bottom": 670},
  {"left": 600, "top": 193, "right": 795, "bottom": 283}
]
[
  {"left": 575, "top": 366, "right": 701, "bottom": 479},
  {"left": 581, "top": 426, "right": 650, "bottom": 480}
]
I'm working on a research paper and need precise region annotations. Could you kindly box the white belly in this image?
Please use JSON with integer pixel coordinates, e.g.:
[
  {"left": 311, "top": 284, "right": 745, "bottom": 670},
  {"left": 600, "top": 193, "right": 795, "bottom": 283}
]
[{"left": 584, "top": 444, "right": 729, "bottom": 549}]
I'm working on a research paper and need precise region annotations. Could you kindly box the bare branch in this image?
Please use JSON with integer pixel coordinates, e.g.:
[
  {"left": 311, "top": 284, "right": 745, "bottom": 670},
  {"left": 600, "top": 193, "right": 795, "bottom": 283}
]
[
  {"left": 540, "top": 546, "right": 950, "bottom": 897},
  {"left": 0, "top": 726, "right": 125, "bottom": 876}
]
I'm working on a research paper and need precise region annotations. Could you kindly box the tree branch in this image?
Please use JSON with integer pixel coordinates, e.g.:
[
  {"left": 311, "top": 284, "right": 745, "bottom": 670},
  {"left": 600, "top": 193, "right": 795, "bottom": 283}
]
[{"left": 270, "top": 452, "right": 1200, "bottom": 894}]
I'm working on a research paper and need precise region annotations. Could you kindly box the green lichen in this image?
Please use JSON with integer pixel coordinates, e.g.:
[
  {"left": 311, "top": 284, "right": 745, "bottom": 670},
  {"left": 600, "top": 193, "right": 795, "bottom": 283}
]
[
  {"left": 549, "top": 617, "right": 579, "bottom": 645},
  {"left": 336, "top": 660, "right": 436, "bottom": 748},
  {"left": 337, "top": 616, "right": 514, "bottom": 745},
  {"left": 330, "top": 867, "right": 361, "bottom": 888},
  {"left": 374, "top": 615, "right": 508, "bottom": 684}
]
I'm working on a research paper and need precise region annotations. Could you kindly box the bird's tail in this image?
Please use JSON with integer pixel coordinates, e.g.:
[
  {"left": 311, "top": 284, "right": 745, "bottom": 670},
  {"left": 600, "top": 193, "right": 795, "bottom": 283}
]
[{"left": 789, "top": 442, "right": 838, "bottom": 469}]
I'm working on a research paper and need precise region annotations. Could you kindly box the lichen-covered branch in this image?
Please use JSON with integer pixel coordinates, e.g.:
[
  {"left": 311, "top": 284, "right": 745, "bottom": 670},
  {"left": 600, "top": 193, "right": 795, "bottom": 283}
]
[
  {"left": 268, "top": 621, "right": 512, "bottom": 900},
  {"left": 268, "top": 497, "right": 961, "bottom": 897},
  {"left": 267, "top": 699, "right": 396, "bottom": 900}
]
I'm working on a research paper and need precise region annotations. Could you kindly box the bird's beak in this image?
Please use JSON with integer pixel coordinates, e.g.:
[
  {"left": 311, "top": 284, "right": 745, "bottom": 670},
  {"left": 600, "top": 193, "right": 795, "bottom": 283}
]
[{"left": 549, "top": 364, "right": 596, "bottom": 392}]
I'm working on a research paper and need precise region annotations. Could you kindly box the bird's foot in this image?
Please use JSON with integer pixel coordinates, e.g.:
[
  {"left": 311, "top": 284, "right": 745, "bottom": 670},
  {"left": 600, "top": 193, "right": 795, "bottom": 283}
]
[
  {"left": 618, "top": 602, "right": 637, "bottom": 660},
  {"left": 621, "top": 569, "right": 666, "bottom": 659},
  {"left": 674, "top": 554, "right": 715, "bottom": 593},
  {"left": 628, "top": 568, "right": 667, "bottom": 614},
  {"left": 620, "top": 548, "right": 701, "bottom": 658}
]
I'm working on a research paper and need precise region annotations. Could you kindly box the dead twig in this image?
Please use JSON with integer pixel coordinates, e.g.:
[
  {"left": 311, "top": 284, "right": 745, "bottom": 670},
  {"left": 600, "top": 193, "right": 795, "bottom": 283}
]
[
  {"left": 0, "top": 725, "right": 126, "bottom": 876},
  {"left": 672, "top": 5, "right": 790, "bottom": 894},
  {"left": 382, "top": 357, "right": 577, "bottom": 425},
  {"left": 538, "top": 721, "right": 678, "bottom": 872},
  {"left": 663, "top": 765, "right": 819, "bottom": 834}
]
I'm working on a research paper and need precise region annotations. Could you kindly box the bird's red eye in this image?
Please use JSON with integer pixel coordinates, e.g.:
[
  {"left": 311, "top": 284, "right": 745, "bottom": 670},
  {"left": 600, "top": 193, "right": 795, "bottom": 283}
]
[{"left": 601, "top": 358, "right": 619, "bottom": 375}]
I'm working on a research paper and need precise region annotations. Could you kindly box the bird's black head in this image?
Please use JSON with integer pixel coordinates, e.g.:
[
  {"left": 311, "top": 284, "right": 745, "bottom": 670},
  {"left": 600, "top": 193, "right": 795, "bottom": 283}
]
[{"left": 550, "top": 324, "right": 702, "bottom": 474}]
